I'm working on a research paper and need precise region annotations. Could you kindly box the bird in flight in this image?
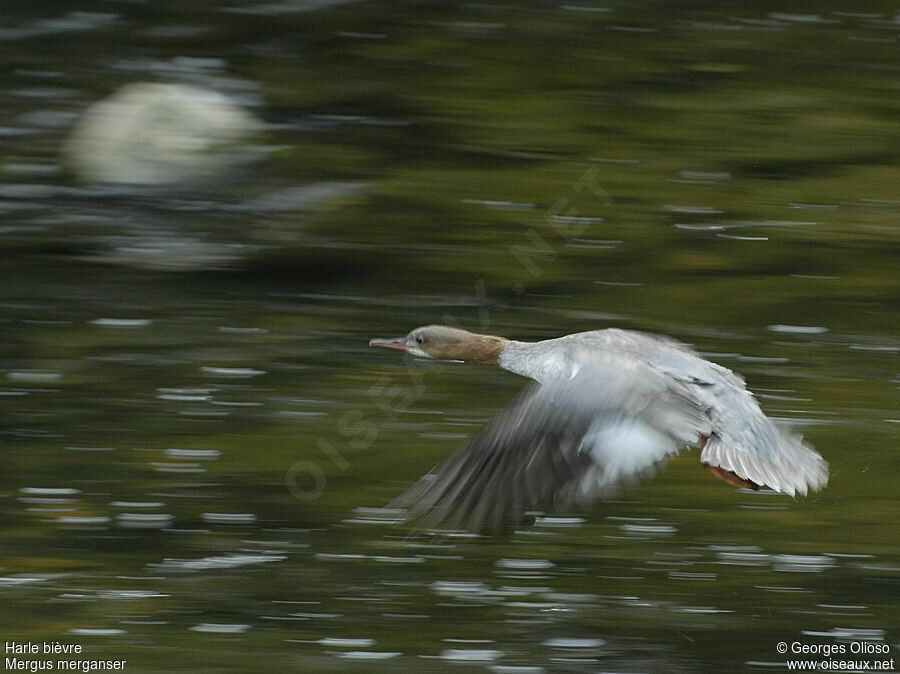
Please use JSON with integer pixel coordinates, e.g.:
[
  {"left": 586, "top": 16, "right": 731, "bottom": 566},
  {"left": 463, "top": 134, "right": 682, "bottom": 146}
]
[{"left": 370, "top": 325, "right": 828, "bottom": 533}]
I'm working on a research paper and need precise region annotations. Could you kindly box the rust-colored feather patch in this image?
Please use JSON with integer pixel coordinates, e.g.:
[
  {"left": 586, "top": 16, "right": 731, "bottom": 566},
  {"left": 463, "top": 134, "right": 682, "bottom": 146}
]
[{"left": 703, "top": 463, "right": 760, "bottom": 490}]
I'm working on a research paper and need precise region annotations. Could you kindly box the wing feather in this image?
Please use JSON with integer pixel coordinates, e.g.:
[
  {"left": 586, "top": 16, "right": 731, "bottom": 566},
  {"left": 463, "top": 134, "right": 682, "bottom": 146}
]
[{"left": 390, "top": 357, "right": 710, "bottom": 533}]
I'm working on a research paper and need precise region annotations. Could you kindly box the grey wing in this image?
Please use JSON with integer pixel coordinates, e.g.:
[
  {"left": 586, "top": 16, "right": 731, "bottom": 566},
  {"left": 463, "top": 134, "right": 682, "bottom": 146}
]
[
  {"left": 669, "top": 356, "right": 828, "bottom": 497},
  {"left": 596, "top": 332, "right": 829, "bottom": 496},
  {"left": 390, "top": 358, "right": 712, "bottom": 534},
  {"left": 699, "top": 392, "right": 828, "bottom": 496}
]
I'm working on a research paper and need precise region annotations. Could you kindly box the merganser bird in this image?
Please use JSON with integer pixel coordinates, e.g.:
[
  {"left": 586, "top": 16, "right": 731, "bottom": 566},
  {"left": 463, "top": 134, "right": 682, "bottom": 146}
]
[{"left": 369, "top": 325, "right": 828, "bottom": 533}]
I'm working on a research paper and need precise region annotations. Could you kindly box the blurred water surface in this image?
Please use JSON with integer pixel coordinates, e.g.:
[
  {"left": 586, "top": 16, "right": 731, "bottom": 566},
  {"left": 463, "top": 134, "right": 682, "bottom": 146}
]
[{"left": 1, "top": 1, "right": 898, "bottom": 672}]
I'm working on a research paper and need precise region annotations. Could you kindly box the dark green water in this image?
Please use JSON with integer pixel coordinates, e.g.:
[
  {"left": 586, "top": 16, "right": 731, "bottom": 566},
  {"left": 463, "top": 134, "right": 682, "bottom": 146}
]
[{"left": 1, "top": 2, "right": 898, "bottom": 672}]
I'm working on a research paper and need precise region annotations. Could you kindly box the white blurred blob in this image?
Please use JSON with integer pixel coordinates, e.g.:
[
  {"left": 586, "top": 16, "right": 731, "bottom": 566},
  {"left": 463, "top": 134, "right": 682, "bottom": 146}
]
[
  {"left": 439, "top": 649, "right": 503, "bottom": 662},
  {"left": 65, "top": 82, "right": 259, "bottom": 185},
  {"left": 190, "top": 623, "right": 250, "bottom": 633}
]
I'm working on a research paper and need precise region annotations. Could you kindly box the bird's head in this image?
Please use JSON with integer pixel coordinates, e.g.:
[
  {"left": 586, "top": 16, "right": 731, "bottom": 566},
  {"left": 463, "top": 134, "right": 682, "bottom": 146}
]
[{"left": 369, "top": 325, "right": 505, "bottom": 365}]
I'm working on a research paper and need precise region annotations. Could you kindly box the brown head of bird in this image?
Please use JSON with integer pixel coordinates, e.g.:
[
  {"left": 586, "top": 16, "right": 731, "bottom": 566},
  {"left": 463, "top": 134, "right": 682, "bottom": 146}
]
[{"left": 369, "top": 325, "right": 506, "bottom": 366}]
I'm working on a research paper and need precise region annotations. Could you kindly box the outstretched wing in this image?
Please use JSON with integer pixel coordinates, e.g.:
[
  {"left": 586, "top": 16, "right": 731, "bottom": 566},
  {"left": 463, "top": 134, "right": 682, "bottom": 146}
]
[
  {"left": 583, "top": 328, "right": 829, "bottom": 497},
  {"left": 700, "top": 423, "right": 827, "bottom": 497},
  {"left": 390, "top": 357, "right": 711, "bottom": 534}
]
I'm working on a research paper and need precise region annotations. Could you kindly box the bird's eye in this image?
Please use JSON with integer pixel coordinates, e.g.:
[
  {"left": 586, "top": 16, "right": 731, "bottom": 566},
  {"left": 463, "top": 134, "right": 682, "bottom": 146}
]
[{"left": 415, "top": 335, "right": 425, "bottom": 344}]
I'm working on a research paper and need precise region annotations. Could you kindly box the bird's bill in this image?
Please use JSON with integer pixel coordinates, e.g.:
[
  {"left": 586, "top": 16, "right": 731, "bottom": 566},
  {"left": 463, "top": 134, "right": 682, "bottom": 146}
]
[
  {"left": 369, "top": 337, "right": 411, "bottom": 351},
  {"left": 369, "top": 336, "right": 432, "bottom": 359}
]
